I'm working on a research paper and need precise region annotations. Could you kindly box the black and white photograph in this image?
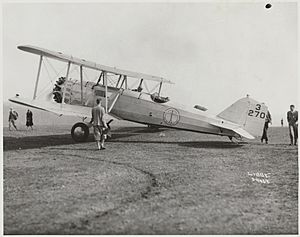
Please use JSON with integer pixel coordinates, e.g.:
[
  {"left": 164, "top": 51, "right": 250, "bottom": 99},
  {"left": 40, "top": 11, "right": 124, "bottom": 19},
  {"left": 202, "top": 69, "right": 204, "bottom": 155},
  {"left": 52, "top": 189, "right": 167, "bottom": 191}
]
[{"left": 2, "top": 1, "right": 298, "bottom": 235}]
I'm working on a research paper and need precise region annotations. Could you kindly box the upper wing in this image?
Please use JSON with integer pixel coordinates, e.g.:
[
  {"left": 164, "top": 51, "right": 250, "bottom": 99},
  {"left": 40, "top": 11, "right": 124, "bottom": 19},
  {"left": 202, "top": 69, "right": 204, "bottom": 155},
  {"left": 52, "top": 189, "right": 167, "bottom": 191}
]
[{"left": 18, "top": 45, "right": 174, "bottom": 84}]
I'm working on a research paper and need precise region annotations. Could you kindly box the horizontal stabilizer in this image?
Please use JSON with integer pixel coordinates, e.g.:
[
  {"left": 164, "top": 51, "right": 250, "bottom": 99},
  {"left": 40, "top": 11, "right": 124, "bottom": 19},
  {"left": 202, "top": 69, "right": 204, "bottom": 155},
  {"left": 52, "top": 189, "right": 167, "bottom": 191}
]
[
  {"left": 209, "top": 120, "right": 255, "bottom": 139},
  {"left": 232, "top": 127, "right": 255, "bottom": 139}
]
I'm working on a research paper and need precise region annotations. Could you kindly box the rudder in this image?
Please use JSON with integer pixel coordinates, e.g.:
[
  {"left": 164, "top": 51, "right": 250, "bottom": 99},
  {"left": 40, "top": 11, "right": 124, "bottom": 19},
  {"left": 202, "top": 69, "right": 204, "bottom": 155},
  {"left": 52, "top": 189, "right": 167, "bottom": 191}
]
[{"left": 217, "top": 96, "right": 268, "bottom": 137}]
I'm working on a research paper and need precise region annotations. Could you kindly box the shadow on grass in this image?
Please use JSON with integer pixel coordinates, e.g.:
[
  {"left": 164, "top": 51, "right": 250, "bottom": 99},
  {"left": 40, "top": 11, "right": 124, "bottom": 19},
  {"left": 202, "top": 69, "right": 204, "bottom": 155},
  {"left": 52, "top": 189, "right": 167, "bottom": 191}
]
[
  {"left": 4, "top": 133, "right": 243, "bottom": 151},
  {"left": 179, "top": 141, "right": 244, "bottom": 148},
  {"left": 3, "top": 127, "right": 164, "bottom": 151},
  {"left": 108, "top": 140, "right": 243, "bottom": 149},
  {"left": 4, "top": 134, "right": 77, "bottom": 151}
]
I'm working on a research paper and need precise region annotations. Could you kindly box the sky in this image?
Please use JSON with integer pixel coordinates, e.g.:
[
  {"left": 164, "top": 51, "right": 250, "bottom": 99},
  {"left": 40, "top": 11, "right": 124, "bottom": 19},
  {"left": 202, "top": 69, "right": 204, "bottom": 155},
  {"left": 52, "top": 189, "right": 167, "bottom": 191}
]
[{"left": 2, "top": 1, "right": 298, "bottom": 126}]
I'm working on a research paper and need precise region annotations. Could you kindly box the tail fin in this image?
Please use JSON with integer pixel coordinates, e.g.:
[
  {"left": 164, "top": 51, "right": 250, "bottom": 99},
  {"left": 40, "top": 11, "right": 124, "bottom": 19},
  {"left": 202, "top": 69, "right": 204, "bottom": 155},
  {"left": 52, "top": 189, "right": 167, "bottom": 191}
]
[{"left": 217, "top": 96, "right": 268, "bottom": 137}]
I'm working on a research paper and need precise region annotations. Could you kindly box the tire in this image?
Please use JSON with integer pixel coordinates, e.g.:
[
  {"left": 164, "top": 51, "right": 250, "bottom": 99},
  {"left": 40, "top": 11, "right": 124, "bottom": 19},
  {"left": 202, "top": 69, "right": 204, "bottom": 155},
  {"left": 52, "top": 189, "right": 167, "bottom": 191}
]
[{"left": 71, "top": 122, "right": 90, "bottom": 142}]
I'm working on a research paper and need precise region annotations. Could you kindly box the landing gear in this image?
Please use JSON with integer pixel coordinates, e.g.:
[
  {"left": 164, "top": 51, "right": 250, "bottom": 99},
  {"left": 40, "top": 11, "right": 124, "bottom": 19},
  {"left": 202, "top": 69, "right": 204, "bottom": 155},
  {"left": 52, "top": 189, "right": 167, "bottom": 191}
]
[
  {"left": 228, "top": 136, "right": 242, "bottom": 144},
  {"left": 71, "top": 122, "right": 90, "bottom": 142}
]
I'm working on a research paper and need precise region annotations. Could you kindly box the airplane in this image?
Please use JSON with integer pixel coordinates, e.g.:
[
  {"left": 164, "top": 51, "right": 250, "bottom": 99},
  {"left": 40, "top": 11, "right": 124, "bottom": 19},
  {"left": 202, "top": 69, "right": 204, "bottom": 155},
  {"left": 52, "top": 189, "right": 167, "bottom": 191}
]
[{"left": 9, "top": 45, "right": 268, "bottom": 143}]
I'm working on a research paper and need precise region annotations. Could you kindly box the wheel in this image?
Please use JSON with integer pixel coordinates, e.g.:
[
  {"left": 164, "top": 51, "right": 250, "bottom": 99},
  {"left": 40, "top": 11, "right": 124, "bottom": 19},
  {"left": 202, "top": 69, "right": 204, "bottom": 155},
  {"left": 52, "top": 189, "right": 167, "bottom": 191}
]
[{"left": 71, "top": 122, "right": 90, "bottom": 142}]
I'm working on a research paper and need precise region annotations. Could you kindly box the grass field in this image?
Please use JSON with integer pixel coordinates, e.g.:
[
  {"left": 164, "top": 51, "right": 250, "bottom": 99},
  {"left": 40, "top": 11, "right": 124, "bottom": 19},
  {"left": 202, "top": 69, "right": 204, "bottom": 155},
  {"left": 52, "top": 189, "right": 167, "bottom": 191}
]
[{"left": 3, "top": 125, "right": 298, "bottom": 234}]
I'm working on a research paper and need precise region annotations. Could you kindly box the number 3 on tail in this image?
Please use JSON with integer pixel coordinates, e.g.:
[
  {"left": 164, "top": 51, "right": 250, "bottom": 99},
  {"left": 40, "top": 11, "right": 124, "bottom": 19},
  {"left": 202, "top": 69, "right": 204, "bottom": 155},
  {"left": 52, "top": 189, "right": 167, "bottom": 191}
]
[{"left": 248, "top": 104, "right": 266, "bottom": 119}]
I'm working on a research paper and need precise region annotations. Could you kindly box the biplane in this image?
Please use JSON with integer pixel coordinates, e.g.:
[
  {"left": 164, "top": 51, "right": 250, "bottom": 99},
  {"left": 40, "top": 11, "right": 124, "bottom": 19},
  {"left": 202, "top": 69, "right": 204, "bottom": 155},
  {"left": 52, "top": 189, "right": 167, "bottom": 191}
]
[{"left": 9, "top": 45, "right": 268, "bottom": 142}]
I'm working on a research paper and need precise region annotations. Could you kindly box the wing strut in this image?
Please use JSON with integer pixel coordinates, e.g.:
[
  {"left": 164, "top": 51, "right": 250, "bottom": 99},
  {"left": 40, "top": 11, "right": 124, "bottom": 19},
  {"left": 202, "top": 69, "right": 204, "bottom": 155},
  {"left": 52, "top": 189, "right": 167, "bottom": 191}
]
[
  {"left": 108, "top": 91, "right": 121, "bottom": 113},
  {"left": 33, "top": 55, "right": 43, "bottom": 100},
  {"left": 124, "top": 75, "right": 127, "bottom": 89},
  {"left": 96, "top": 71, "right": 103, "bottom": 85},
  {"left": 103, "top": 71, "right": 108, "bottom": 113},
  {"left": 120, "top": 76, "right": 125, "bottom": 88},
  {"left": 139, "top": 79, "right": 144, "bottom": 88},
  {"left": 116, "top": 75, "right": 122, "bottom": 87},
  {"left": 61, "top": 61, "right": 71, "bottom": 106},
  {"left": 158, "top": 82, "right": 162, "bottom": 96},
  {"left": 80, "top": 65, "right": 83, "bottom": 104}
]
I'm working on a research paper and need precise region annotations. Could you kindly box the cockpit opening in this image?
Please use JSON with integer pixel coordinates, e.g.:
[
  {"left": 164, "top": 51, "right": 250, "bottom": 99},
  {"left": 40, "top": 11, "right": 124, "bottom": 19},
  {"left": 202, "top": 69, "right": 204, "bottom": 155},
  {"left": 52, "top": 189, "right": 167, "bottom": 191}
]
[{"left": 150, "top": 92, "right": 170, "bottom": 103}]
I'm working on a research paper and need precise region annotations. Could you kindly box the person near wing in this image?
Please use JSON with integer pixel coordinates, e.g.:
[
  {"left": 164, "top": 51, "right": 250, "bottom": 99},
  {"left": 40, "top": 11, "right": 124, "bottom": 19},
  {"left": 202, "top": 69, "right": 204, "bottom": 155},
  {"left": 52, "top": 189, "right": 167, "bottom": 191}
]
[
  {"left": 90, "top": 99, "right": 108, "bottom": 150},
  {"left": 26, "top": 109, "right": 34, "bottom": 130},
  {"left": 8, "top": 108, "right": 18, "bottom": 131}
]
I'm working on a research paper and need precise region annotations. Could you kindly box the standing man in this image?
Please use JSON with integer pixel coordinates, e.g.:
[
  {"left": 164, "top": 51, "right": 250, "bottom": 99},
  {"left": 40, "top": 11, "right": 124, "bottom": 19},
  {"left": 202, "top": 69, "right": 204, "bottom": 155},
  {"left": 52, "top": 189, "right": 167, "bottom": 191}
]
[
  {"left": 281, "top": 118, "right": 283, "bottom": 127},
  {"left": 90, "top": 98, "right": 108, "bottom": 150},
  {"left": 287, "top": 105, "right": 298, "bottom": 146},
  {"left": 8, "top": 108, "right": 18, "bottom": 131},
  {"left": 261, "top": 110, "right": 272, "bottom": 144},
  {"left": 26, "top": 109, "right": 34, "bottom": 130}
]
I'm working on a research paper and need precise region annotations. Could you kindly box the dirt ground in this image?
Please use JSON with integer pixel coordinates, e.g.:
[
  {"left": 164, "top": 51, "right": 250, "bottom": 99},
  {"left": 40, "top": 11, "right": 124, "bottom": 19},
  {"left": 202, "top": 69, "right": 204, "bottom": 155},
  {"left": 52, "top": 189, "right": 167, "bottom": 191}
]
[{"left": 3, "top": 125, "right": 298, "bottom": 234}]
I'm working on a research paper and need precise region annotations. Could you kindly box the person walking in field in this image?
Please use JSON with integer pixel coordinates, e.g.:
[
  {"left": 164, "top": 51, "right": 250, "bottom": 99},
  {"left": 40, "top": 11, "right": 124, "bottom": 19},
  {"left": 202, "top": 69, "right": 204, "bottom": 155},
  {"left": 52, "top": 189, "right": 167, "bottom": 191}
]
[
  {"left": 26, "top": 109, "right": 34, "bottom": 130},
  {"left": 287, "top": 105, "right": 298, "bottom": 146},
  {"left": 261, "top": 110, "right": 272, "bottom": 144},
  {"left": 8, "top": 108, "right": 18, "bottom": 131},
  {"left": 90, "top": 98, "right": 108, "bottom": 150}
]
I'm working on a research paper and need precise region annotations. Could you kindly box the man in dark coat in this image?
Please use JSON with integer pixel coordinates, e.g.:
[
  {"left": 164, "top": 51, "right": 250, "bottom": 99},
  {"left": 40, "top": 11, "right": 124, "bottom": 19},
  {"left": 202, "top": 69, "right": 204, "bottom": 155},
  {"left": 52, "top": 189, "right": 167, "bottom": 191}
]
[
  {"left": 261, "top": 110, "right": 272, "bottom": 144},
  {"left": 287, "top": 105, "right": 298, "bottom": 145},
  {"left": 26, "top": 109, "right": 34, "bottom": 129}
]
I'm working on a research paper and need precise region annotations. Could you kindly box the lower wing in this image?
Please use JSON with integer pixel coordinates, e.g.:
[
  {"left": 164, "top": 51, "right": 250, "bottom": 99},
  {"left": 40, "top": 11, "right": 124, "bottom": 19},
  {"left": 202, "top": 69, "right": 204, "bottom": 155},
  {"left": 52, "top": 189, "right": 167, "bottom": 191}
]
[{"left": 9, "top": 96, "right": 92, "bottom": 118}]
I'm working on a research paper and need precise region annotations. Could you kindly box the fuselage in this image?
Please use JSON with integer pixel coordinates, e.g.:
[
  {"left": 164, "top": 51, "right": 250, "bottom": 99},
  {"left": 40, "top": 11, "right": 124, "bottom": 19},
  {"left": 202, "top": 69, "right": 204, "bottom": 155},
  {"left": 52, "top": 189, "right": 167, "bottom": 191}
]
[
  {"left": 108, "top": 89, "right": 236, "bottom": 138},
  {"left": 57, "top": 81, "right": 237, "bottom": 138}
]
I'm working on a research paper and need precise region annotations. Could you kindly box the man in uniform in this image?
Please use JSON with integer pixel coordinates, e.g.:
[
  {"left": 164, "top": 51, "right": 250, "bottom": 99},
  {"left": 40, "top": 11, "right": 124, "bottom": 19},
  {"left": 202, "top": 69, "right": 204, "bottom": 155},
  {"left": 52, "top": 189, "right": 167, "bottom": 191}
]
[
  {"left": 287, "top": 105, "right": 298, "bottom": 146},
  {"left": 90, "top": 99, "right": 108, "bottom": 150}
]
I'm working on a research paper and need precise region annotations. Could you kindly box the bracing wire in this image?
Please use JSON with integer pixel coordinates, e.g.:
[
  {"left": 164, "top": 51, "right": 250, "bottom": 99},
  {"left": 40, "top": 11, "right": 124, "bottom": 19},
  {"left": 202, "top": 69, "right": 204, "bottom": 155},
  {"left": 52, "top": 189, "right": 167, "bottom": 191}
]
[
  {"left": 143, "top": 80, "right": 151, "bottom": 94},
  {"left": 45, "top": 57, "right": 59, "bottom": 76},
  {"left": 107, "top": 74, "right": 117, "bottom": 87},
  {"left": 37, "top": 60, "right": 81, "bottom": 98},
  {"left": 83, "top": 70, "right": 90, "bottom": 81},
  {"left": 37, "top": 58, "right": 71, "bottom": 98},
  {"left": 128, "top": 78, "right": 139, "bottom": 89},
  {"left": 84, "top": 69, "right": 101, "bottom": 83},
  {"left": 150, "top": 83, "right": 160, "bottom": 93},
  {"left": 69, "top": 64, "right": 78, "bottom": 76},
  {"left": 36, "top": 59, "right": 63, "bottom": 98},
  {"left": 36, "top": 60, "right": 55, "bottom": 98},
  {"left": 44, "top": 57, "right": 69, "bottom": 79}
]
